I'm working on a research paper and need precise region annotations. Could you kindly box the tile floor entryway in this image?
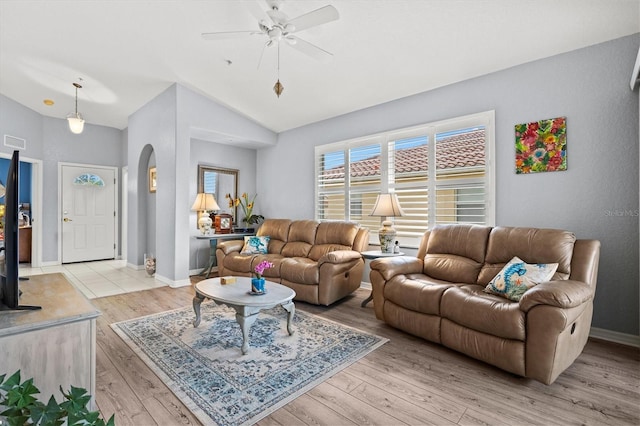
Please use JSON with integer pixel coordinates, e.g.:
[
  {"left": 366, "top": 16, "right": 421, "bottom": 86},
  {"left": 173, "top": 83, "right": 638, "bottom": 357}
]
[{"left": 19, "top": 260, "right": 168, "bottom": 299}]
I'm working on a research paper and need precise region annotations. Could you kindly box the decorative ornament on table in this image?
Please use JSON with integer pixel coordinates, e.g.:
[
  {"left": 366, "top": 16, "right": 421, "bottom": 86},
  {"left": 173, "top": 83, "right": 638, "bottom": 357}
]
[
  {"left": 251, "top": 260, "right": 274, "bottom": 294},
  {"left": 226, "top": 192, "right": 264, "bottom": 232}
]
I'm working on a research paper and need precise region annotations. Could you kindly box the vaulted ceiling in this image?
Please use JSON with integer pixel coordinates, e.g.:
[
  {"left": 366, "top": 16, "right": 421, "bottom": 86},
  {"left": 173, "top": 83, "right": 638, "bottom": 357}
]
[{"left": 1, "top": 0, "right": 638, "bottom": 133}]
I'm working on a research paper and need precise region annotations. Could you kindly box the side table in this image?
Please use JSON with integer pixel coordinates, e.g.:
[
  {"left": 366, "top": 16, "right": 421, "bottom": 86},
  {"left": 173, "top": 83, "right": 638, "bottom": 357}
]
[
  {"left": 195, "top": 232, "right": 254, "bottom": 278},
  {"left": 361, "top": 250, "right": 405, "bottom": 307}
]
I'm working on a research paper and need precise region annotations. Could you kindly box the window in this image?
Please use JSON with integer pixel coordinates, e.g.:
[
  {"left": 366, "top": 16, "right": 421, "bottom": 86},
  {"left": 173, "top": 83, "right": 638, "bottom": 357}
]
[
  {"left": 73, "top": 173, "right": 105, "bottom": 187},
  {"left": 315, "top": 111, "right": 495, "bottom": 247}
]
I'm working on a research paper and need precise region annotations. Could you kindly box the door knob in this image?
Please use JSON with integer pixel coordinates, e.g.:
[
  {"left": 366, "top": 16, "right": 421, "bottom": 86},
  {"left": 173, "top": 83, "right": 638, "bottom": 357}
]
[{"left": 63, "top": 217, "right": 73, "bottom": 222}]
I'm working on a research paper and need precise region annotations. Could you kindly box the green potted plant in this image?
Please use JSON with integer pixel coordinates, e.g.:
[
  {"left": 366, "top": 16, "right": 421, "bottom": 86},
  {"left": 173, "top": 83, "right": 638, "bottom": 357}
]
[
  {"left": 0, "top": 370, "right": 115, "bottom": 426},
  {"left": 225, "top": 192, "right": 264, "bottom": 231}
]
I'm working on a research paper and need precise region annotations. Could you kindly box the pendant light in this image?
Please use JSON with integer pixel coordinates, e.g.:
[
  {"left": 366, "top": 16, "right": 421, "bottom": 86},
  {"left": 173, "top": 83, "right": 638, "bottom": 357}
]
[
  {"left": 273, "top": 43, "right": 284, "bottom": 98},
  {"left": 67, "top": 82, "right": 85, "bottom": 134}
]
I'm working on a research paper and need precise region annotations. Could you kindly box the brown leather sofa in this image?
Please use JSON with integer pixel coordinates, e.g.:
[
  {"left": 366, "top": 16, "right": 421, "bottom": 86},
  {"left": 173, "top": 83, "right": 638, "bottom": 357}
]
[
  {"left": 216, "top": 219, "right": 369, "bottom": 305},
  {"left": 369, "top": 224, "right": 600, "bottom": 384}
]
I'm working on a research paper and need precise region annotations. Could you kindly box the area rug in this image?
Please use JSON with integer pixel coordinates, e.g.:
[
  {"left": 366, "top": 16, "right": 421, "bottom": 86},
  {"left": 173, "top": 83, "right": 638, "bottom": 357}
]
[{"left": 111, "top": 302, "right": 387, "bottom": 426}]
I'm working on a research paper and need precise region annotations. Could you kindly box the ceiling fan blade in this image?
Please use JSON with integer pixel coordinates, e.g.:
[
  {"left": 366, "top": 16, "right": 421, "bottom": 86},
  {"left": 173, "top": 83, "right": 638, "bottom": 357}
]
[
  {"left": 287, "top": 5, "right": 339, "bottom": 33},
  {"left": 288, "top": 36, "right": 333, "bottom": 63},
  {"left": 267, "top": 8, "right": 289, "bottom": 25},
  {"left": 257, "top": 42, "right": 269, "bottom": 70},
  {"left": 245, "top": 0, "right": 271, "bottom": 24},
  {"left": 202, "top": 31, "right": 256, "bottom": 40}
]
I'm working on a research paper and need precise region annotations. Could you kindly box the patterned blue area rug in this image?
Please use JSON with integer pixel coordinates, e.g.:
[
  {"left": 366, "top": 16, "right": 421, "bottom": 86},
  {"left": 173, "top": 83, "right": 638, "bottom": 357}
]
[{"left": 111, "top": 302, "right": 387, "bottom": 426}]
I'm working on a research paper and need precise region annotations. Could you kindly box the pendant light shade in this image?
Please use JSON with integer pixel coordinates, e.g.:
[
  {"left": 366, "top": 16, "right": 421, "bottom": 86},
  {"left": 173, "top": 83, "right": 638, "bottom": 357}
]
[{"left": 67, "top": 82, "right": 85, "bottom": 134}]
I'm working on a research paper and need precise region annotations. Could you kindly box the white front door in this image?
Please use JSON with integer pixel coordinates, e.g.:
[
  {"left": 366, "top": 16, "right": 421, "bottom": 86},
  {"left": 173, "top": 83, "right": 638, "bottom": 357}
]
[{"left": 61, "top": 165, "right": 116, "bottom": 263}]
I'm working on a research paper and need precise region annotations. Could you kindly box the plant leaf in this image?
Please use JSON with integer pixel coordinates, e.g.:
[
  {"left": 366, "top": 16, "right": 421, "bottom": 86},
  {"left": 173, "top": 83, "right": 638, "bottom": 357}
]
[
  {"left": 29, "top": 395, "right": 65, "bottom": 425},
  {"left": 0, "top": 370, "right": 22, "bottom": 392}
]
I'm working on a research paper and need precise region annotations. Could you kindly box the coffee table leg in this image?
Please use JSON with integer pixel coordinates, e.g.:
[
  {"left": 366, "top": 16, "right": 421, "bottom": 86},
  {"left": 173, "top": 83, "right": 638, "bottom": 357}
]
[
  {"left": 236, "top": 312, "right": 258, "bottom": 355},
  {"left": 281, "top": 301, "right": 295, "bottom": 335},
  {"left": 193, "top": 293, "right": 205, "bottom": 328}
]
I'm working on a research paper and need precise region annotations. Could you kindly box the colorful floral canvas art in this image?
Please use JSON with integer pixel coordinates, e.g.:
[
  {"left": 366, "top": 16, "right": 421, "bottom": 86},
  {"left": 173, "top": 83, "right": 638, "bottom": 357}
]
[{"left": 515, "top": 117, "right": 567, "bottom": 174}]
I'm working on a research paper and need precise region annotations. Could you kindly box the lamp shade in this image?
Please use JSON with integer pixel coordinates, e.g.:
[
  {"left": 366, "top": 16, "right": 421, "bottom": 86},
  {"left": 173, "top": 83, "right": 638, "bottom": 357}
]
[
  {"left": 67, "top": 114, "right": 85, "bottom": 134},
  {"left": 370, "top": 193, "right": 404, "bottom": 217},
  {"left": 191, "top": 193, "right": 220, "bottom": 212}
]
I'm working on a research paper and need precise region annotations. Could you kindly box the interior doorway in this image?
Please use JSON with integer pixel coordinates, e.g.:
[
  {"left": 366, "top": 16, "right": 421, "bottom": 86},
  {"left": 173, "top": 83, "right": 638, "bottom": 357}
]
[{"left": 0, "top": 152, "right": 41, "bottom": 267}]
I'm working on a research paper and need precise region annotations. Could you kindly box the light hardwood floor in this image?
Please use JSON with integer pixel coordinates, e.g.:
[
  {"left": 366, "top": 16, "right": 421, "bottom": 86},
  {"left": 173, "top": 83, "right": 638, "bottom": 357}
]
[{"left": 93, "top": 284, "right": 639, "bottom": 425}]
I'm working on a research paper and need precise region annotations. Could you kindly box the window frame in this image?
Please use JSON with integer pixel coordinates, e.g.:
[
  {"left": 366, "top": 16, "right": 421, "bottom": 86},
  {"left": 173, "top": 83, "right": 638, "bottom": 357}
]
[{"left": 314, "top": 111, "right": 495, "bottom": 248}]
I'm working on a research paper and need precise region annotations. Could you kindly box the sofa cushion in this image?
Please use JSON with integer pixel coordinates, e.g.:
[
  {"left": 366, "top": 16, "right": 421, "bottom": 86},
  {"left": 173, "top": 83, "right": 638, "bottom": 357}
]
[
  {"left": 281, "top": 220, "right": 318, "bottom": 257},
  {"left": 484, "top": 256, "right": 558, "bottom": 301},
  {"left": 257, "top": 219, "right": 292, "bottom": 254},
  {"left": 478, "top": 227, "right": 575, "bottom": 285},
  {"left": 241, "top": 236, "right": 270, "bottom": 254},
  {"left": 250, "top": 254, "right": 285, "bottom": 278},
  {"left": 384, "top": 274, "right": 456, "bottom": 316},
  {"left": 308, "top": 222, "right": 360, "bottom": 260},
  {"left": 441, "top": 285, "right": 526, "bottom": 341},
  {"left": 280, "top": 257, "right": 319, "bottom": 285},
  {"left": 222, "top": 252, "right": 254, "bottom": 272},
  {"left": 423, "top": 224, "right": 491, "bottom": 283}
]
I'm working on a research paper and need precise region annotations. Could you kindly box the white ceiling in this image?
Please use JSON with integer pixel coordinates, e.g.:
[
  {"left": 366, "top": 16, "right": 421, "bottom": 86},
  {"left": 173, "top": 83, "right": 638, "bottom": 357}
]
[{"left": 1, "top": 0, "right": 638, "bottom": 134}]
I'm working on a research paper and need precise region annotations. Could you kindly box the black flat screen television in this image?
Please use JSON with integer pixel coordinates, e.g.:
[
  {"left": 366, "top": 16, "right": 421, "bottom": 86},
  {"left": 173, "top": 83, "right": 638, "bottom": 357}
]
[{"left": 0, "top": 150, "right": 40, "bottom": 310}]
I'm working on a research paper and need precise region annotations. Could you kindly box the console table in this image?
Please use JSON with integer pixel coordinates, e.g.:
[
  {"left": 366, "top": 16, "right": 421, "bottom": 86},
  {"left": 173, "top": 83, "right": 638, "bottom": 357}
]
[
  {"left": 195, "top": 232, "right": 254, "bottom": 278},
  {"left": 0, "top": 273, "right": 100, "bottom": 408}
]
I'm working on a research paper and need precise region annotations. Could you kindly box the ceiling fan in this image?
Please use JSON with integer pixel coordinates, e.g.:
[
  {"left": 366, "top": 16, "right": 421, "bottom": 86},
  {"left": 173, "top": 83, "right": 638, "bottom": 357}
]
[{"left": 201, "top": 0, "right": 339, "bottom": 65}]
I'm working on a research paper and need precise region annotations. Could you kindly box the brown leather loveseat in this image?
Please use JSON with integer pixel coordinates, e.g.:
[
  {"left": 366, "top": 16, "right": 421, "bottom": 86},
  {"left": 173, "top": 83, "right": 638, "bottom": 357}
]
[
  {"left": 369, "top": 224, "right": 600, "bottom": 384},
  {"left": 216, "top": 219, "right": 369, "bottom": 305}
]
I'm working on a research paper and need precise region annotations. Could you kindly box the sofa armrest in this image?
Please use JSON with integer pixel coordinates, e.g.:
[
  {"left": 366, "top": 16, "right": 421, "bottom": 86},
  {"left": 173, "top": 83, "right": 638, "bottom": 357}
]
[
  {"left": 318, "top": 250, "right": 362, "bottom": 266},
  {"left": 519, "top": 280, "right": 594, "bottom": 312},
  {"left": 369, "top": 256, "right": 424, "bottom": 281},
  {"left": 217, "top": 239, "right": 244, "bottom": 255}
]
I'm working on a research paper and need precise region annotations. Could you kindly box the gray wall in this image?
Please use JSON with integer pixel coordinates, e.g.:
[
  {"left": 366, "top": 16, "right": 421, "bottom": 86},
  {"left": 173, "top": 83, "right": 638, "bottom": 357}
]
[
  {"left": 257, "top": 34, "right": 640, "bottom": 336},
  {"left": 127, "top": 85, "right": 177, "bottom": 282},
  {"left": 127, "top": 84, "right": 275, "bottom": 285},
  {"left": 0, "top": 94, "right": 124, "bottom": 263}
]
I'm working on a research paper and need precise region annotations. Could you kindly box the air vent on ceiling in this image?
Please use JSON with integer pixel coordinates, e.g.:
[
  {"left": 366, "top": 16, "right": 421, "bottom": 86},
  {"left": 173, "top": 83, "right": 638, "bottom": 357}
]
[{"left": 4, "top": 134, "right": 26, "bottom": 150}]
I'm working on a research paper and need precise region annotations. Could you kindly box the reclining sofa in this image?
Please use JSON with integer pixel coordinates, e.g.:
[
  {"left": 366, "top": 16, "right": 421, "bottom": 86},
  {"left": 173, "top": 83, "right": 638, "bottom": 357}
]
[
  {"left": 369, "top": 224, "right": 600, "bottom": 384},
  {"left": 216, "top": 219, "right": 369, "bottom": 305}
]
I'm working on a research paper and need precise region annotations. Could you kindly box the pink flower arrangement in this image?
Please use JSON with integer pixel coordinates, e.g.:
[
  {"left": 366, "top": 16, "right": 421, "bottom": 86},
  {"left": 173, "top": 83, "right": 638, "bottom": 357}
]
[{"left": 254, "top": 260, "right": 274, "bottom": 279}]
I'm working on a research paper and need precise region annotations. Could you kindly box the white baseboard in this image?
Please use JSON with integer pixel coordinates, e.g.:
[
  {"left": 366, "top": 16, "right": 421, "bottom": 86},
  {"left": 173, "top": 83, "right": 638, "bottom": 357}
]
[
  {"left": 127, "top": 262, "right": 143, "bottom": 270},
  {"left": 154, "top": 273, "right": 191, "bottom": 288},
  {"left": 589, "top": 327, "right": 640, "bottom": 347},
  {"left": 189, "top": 267, "right": 217, "bottom": 277},
  {"left": 39, "top": 260, "right": 61, "bottom": 267}
]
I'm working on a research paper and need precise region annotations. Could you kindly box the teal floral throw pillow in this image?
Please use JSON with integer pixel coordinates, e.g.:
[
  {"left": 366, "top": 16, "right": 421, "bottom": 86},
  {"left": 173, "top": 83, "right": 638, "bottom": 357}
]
[
  {"left": 484, "top": 256, "right": 558, "bottom": 302},
  {"left": 241, "top": 236, "right": 270, "bottom": 255}
]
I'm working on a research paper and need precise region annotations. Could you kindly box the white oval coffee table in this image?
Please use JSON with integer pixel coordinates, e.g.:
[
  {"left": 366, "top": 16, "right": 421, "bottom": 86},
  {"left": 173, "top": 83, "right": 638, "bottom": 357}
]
[{"left": 193, "top": 277, "right": 296, "bottom": 354}]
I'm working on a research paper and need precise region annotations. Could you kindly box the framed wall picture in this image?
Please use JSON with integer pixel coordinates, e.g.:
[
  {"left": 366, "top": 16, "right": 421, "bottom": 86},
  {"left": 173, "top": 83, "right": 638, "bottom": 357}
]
[
  {"left": 515, "top": 116, "right": 567, "bottom": 174},
  {"left": 149, "top": 166, "right": 157, "bottom": 192}
]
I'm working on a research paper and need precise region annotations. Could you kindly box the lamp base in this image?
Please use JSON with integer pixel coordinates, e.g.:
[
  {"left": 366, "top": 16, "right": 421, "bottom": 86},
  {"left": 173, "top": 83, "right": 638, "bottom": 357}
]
[
  {"left": 198, "top": 213, "right": 213, "bottom": 235},
  {"left": 379, "top": 220, "right": 396, "bottom": 253}
]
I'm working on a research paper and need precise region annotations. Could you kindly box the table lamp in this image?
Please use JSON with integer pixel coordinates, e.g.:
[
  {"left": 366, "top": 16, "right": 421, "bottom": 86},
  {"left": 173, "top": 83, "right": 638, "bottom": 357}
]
[
  {"left": 370, "top": 193, "right": 404, "bottom": 253},
  {"left": 191, "top": 193, "right": 220, "bottom": 234}
]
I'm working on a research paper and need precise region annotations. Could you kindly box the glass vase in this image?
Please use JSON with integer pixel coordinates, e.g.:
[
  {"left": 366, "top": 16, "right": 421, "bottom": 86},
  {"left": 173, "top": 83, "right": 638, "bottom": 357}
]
[
  {"left": 144, "top": 253, "right": 156, "bottom": 276},
  {"left": 251, "top": 277, "right": 265, "bottom": 294}
]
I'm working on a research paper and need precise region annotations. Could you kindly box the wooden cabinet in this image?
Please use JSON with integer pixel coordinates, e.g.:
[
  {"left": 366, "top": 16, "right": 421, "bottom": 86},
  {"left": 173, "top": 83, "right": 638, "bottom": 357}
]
[
  {"left": 0, "top": 273, "right": 100, "bottom": 408},
  {"left": 19, "top": 226, "right": 32, "bottom": 263}
]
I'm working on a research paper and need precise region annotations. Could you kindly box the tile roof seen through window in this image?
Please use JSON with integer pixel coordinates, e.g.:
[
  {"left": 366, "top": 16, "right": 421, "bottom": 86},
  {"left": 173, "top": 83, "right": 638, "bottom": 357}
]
[{"left": 323, "top": 129, "right": 485, "bottom": 179}]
